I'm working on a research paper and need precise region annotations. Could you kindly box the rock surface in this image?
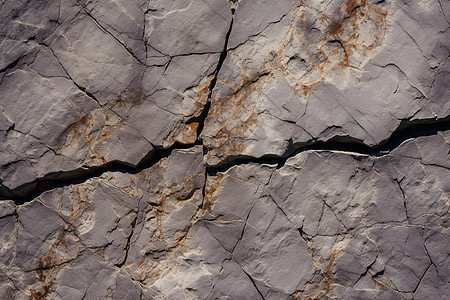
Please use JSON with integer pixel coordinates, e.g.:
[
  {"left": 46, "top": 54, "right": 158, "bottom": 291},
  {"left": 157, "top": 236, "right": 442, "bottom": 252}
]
[{"left": 0, "top": 0, "right": 449, "bottom": 299}]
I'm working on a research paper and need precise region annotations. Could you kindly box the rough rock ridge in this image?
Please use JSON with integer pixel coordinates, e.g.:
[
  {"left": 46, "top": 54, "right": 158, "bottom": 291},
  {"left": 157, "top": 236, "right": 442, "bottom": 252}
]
[{"left": 0, "top": 0, "right": 449, "bottom": 299}]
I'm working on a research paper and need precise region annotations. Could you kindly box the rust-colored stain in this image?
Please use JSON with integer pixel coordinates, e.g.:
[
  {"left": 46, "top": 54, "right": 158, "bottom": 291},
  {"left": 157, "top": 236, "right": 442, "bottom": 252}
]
[
  {"left": 271, "top": 0, "right": 388, "bottom": 97},
  {"left": 169, "top": 226, "right": 189, "bottom": 253},
  {"left": 29, "top": 184, "right": 93, "bottom": 299},
  {"left": 204, "top": 72, "right": 270, "bottom": 161},
  {"left": 67, "top": 184, "right": 93, "bottom": 226},
  {"left": 164, "top": 76, "right": 212, "bottom": 147},
  {"left": 205, "top": 0, "right": 388, "bottom": 158},
  {"left": 320, "top": 250, "right": 339, "bottom": 294},
  {"left": 164, "top": 121, "right": 199, "bottom": 146},
  {"left": 194, "top": 76, "right": 212, "bottom": 113},
  {"left": 29, "top": 230, "right": 69, "bottom": 299},
  {"left": 64, "top": 108, "right": 125, "bottom": 166},
  {"left": 126, "top": 159, "right": 205, "bottom": 284},
  {"left": 202, "top": 173, "right": 225, "bottom": 213},
  {"left": 289, "top": 248, "right": 343, "bottom": 299}
]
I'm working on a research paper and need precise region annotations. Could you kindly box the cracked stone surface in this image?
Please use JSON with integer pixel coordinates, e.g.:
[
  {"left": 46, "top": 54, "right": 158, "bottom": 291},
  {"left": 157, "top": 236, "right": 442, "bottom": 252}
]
[
  {"left": 202, "top": 0, "right": 450, "bottom": 165},
  {"left": 0, "top": 0, "right": 449, "bottom": 299}
]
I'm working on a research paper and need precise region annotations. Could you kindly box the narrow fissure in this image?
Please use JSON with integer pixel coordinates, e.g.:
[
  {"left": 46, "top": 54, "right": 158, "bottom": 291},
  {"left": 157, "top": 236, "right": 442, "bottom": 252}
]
[
  {"left": 0, "top": 142, "right": 194, "bottom": 204},
  {"left": 193, "top": 12, "right": 234, "bottom": 140},
  {"left": 1, "top": 6, "right": 449, "bottom": 206},
  {"left": 206, "top": 116, "right": 450, "bottom": 173},
  {"left": 1, "top": 115, "right": 449, "bottom": 205},
  {"left": 116, "top": 215, "right": 137, "bottom": 268}
]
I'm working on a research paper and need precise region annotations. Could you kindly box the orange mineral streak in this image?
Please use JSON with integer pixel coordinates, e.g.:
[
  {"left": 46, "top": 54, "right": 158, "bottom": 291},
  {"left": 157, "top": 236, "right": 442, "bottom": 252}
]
[
  {"left": 320, "top": 249, "right": 341, "bottom": 294},
  {"left": 68, "top": 185, "right": 91, "bottom": 221},
  {"left": 202, "top": 173, "right": 225, "bottom": 213},
  {"left": 205, "top": 72, "right": 270, "bottom": 160},
  {"left": 29, "top": 184, "right": 93, "bottom": 299},
  {"left": 64, "top": 108, "right": 125, "bottom": 165},
  {"left": 164, "top": 76, "right": 213, "bottom": 147},
  {"left": 290, "top": 248, "right": 343, "bottom": 299},
  {"left": 206, "top": 0, "right": 388, "bottom": 159},
  {"left": 29, "top": 231, "right": 70, "bottom": 300}
]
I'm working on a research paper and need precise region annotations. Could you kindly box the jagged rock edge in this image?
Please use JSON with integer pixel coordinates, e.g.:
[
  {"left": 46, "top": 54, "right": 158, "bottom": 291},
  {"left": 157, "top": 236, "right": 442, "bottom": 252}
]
[
  {"left": 2, "top": 110, "right": 448, "bottom": 205},
  {"left": 1, "top": 6, "right": 449, "bottom": 207},
  {"left": 0, "top": 142, "right": 194, "bottom": 204}
]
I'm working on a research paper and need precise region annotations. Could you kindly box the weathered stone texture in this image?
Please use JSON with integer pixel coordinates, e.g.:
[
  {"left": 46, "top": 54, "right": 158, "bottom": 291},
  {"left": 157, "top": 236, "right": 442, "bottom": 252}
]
[{"left": 0, "top": 0, "right": 449, "bottom": 299}]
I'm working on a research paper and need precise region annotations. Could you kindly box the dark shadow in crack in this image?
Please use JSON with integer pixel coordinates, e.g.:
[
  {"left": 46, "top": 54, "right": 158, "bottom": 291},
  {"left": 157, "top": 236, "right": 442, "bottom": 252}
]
[
  {"left": 206, "top": 116, "right": 450, "bottom": 173},
  {"left": 0, "top": 141, "right": 201, "bottom": 205}
]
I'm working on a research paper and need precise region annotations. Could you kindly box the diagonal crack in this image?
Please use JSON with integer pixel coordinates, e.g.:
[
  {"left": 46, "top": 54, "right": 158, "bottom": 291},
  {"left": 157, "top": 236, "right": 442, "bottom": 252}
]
[
  {"left": 77, "top": 1, "right": 145, "bottom": 65},
  {"left": 116, "top": 214, "right": 137, "bottom": 268},
  {"left": 1, "top": 5, "right": 449, "bottom": 215},
  {"left": 193, "top": 11, "right": 234, "bottom": 141},
  {"left": 394, "top": 178, "right": 410, "bottom": 223},
  {"left": 240, "top": 266, "right": 266, "bottom": 300},
  {"left": 206, "top": 116, "right": 450, "bottom": 173}
]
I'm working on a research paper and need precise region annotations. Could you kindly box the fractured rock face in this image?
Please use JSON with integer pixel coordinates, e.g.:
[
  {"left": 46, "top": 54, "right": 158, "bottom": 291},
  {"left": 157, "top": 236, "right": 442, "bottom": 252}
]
[
  {"left": 0, "top": 146, "right": 205, "bottom": 299},
  {"left": 202, "top": 0, "right": 450, "bottom": 165},
  {"left": 0, "top": 0, "right": 231, "bottom": 192},
  {"left": 0, "top": 0, "right": 449, "bottom": 299},
  {"left": 1, "top": 132, "right": 449, "bottom": 299}
]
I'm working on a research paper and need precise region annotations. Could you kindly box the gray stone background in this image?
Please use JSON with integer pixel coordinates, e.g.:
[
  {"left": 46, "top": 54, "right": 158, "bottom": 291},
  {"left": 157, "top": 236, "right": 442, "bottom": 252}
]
[{"left": 0, "top": 0, "right": 449, "bottom": 299}]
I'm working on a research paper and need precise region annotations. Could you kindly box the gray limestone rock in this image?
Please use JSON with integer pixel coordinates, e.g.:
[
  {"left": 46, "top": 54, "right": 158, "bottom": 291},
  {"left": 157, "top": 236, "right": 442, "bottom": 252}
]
[
  {"left": 0, "top": 0, "right": 449, "bottom": 299},
  {"left": 201, "top": 0, "right": 450, "bottom": 165},
  {"left": 0, "top": 0, "right": 232, "bottom": 191}
]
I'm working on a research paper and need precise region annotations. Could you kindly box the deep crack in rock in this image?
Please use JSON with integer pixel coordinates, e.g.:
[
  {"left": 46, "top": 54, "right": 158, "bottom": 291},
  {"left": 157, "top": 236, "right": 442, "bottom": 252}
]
[{"left": 0, "top": 0, "right": 449, "bottom": 299}]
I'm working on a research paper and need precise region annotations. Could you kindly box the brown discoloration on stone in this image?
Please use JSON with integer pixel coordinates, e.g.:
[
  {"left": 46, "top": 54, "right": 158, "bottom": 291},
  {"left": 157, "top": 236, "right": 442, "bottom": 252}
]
[
  {"left": 163, "top": 76, "right": 213, "bottom": 147},
  {"left": 29, "top": 229, "right": 73, "bottom": 299},
  {"left": 273, "top": 0, "right": 388, "bottom": 95},
  {"left": 334, "top": 0, "right": 388, "bottom": 68},
  {"left": 29, "top": 183, "right": 95, "bottom": 298},
  {"left": 121, "top": 149, "right": 204, "bottom": 285},
  {"left": 202, "top": 173, "right": 225, "bottom": 213},
  {"left": 193, "top": 76, "right": 213, "bottom": 116},
  {"left": 204, "top": 0, "right": 389, "bottom": 162},
  {"left": 164, "top": 121, "right": 199, "bottom": 146},
  {"left": 63, "top": 108, "right": 125, "bottom": 165},
  {"left": 289, "top": 248, "right": 343, "bottom": 299},
  {"left": 320, "top": 249, "right": 340, "bottom": 294},
  {"left": 69, "top": 185, "right": 91, "bottom": 221},
  {"left": 205, "top": 73, "right": 271, "bottom": 161}
]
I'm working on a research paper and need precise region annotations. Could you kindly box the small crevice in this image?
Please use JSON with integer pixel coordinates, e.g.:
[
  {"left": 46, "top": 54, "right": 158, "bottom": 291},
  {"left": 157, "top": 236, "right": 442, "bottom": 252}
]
[
  {"left": 240, "top": 268, "right": 266, "bottom": 300},
  {"left": 72, "top": 81, "right": 102, "bottom": 107},
  {"left": 412, "top": 263, "right": 433, "bottom": 294},
  {"left": 0, "top": 55, "right": 24, "bottom": 74},
  {"left": 41, "top": 43, "right": 102, "bottom": 107},
  {"left": 394, "top": 178, "right": 409, "bottom": 222},
  {"left": 194, "top": 13, "right": 234, "bottom": 141},
  {"left": 116, "top": 215, "right": 137, "bottom": 268},
  {"left": 0, "top": 142, "right": 195, "bottom": 204},
  {"left": 206, "top": 116, "right": 450, "bottom": 173},
  {"left": 354, "top": 256, "right": 378, "bottom": 285}
]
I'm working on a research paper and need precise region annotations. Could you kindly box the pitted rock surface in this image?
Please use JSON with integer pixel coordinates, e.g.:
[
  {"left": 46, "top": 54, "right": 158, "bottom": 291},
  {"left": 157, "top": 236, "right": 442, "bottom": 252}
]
[{"left": 0, "top": 0, "right": 449, "bottom": 299}]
